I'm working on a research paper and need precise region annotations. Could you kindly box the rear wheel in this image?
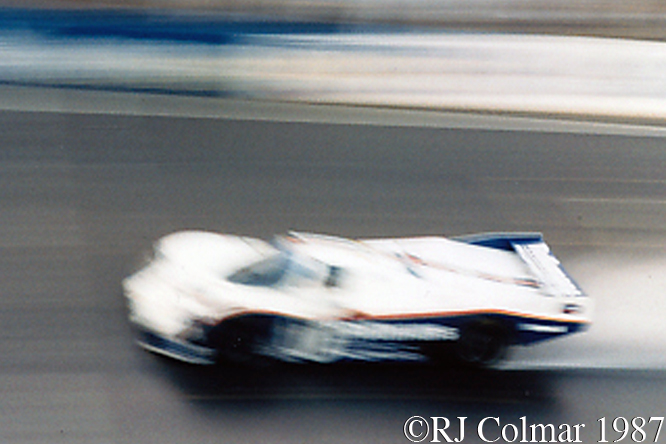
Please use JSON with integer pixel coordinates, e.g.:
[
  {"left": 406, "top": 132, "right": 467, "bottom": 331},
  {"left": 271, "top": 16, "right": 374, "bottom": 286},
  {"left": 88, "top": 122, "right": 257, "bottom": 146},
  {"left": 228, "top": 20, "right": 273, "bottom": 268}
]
[{"left": 455, "top": 321, "right": 509, "bottom": 368}]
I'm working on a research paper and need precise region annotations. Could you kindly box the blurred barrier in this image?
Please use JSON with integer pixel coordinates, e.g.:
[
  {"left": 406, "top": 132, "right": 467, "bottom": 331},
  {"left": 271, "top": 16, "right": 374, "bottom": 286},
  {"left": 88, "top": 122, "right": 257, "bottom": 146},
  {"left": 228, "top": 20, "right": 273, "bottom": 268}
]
[
  {"left": 1, "top": 25, "right": 666, "bottom": 121},
  {"left": 224, "top": 33, "right": 666, "bottom": 120}
]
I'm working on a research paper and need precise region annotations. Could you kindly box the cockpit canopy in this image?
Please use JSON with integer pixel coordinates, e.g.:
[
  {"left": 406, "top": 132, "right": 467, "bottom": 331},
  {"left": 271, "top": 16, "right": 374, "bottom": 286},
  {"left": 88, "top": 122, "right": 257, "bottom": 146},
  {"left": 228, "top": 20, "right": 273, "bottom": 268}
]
[{"left": 227, "top": 250, "right": 342, "bottom": 288}]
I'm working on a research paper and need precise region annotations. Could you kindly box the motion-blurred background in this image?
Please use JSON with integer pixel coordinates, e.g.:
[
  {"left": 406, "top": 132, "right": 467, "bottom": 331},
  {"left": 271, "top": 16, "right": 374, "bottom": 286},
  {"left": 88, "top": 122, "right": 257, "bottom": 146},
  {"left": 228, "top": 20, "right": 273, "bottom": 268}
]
[
  {"left": 3, "top": 2, "right": 666, "bottom": 444},
  {"left": 1, "top": 0, "right": 666, "bottom": 120},
  {"left": 3, "top": 0, "right": 666, "bottom": 39}
]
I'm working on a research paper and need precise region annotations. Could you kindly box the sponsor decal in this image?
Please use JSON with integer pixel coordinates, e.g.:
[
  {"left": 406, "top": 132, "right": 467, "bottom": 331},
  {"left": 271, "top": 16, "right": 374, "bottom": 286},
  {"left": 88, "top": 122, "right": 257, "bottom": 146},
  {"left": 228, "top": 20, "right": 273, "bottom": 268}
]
[
  {"left": 327, "top": 320, "right": 460, "bottom": 342},
  {"left": 265, "top": 320, "right": 460, "bottom": 363}
]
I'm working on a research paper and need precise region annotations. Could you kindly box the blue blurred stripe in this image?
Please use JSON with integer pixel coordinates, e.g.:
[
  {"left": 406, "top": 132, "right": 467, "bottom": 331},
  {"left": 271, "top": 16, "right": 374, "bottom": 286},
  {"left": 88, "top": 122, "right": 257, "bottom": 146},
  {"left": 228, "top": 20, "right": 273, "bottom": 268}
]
[{"left": 0, "top": 8, "right": 372, "bottom": 44}]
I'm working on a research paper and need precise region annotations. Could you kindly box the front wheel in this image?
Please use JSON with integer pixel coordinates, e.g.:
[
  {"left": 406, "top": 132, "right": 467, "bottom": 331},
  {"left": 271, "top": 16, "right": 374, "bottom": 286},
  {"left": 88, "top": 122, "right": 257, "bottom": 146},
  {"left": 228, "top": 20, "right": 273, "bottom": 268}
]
[{"left": 207, "top": 315, "right": 275, "bottom": 366}]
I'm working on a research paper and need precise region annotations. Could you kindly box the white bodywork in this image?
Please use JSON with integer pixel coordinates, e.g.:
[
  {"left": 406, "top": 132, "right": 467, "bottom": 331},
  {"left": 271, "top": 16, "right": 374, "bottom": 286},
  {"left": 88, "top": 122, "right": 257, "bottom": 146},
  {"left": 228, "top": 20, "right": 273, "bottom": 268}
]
[{"left": 123, "top": 231, "right": 590, "bottom": 365}]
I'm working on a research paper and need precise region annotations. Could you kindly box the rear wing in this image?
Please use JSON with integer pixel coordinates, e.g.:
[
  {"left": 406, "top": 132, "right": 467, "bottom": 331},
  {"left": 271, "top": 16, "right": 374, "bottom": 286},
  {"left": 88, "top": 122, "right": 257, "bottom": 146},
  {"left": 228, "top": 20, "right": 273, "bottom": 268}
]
[
  {"left": 456, "top": 232, "right": 584, "bottom": 298},
  {"left": 512, "top": 241, "right": 583, "bottom": 297}
]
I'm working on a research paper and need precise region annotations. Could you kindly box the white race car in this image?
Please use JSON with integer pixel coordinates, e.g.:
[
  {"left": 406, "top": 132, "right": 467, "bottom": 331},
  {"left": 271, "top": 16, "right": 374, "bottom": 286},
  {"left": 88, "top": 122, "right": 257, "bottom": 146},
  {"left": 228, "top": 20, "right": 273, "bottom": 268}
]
[{"left": 123, "top": 231, "right": 590, "bottom": 367}]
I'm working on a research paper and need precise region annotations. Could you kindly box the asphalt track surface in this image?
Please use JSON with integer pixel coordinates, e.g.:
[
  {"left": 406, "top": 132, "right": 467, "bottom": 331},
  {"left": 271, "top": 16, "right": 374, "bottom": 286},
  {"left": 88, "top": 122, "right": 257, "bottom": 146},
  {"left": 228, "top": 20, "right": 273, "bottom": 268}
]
[{"left": 4, "top": 90, "right": 666, "bottom": 443}]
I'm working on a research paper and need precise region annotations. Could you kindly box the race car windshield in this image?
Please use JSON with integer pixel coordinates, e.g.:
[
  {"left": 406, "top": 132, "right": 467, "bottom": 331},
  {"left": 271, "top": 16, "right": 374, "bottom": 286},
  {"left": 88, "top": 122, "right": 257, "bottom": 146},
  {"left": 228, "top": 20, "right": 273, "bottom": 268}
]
[{"left": 227, "top": 254, "right": 289, "bottom": 287}]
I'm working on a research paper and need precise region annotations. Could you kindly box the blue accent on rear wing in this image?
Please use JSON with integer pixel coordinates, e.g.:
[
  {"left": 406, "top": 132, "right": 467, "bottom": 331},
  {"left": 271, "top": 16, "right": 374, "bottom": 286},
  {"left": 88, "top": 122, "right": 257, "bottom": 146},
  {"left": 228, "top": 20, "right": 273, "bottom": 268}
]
[
  {"left": 453, "top": 232, "right": 543, "bottom": 251},
  {"left": 456, "top": 232, "right": 587, "bottom": 299}
]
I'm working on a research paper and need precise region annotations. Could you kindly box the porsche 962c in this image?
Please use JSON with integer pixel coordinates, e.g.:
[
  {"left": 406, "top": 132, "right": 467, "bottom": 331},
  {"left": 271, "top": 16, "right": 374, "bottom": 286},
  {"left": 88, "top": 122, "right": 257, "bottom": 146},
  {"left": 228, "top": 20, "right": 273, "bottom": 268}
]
[{"left": 123, "top": 231, "right": 590, "bottom": 367}]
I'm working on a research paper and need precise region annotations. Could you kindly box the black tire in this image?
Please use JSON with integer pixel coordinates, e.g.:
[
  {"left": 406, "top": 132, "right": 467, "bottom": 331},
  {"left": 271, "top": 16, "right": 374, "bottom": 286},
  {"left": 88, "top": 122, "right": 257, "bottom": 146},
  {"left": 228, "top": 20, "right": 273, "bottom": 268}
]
[
  {"left": 207, "top": 315, "right": 274, "bottom": 366},
  {"left": 455, "top": 321, "right": 509, "bottom": 368}
]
